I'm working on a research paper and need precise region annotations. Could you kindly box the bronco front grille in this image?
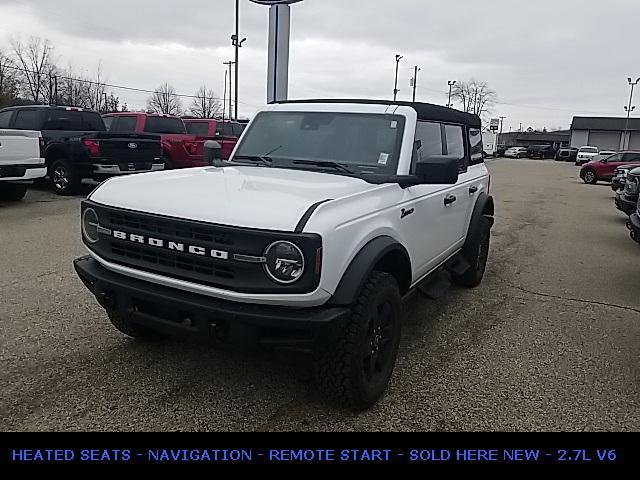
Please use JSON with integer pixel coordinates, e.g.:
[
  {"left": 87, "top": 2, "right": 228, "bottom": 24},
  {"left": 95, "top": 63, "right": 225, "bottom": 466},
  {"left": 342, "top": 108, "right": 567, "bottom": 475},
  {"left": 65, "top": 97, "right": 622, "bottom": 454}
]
[{"left": 84, "top": 201, "right": 322, "bottom": 294}]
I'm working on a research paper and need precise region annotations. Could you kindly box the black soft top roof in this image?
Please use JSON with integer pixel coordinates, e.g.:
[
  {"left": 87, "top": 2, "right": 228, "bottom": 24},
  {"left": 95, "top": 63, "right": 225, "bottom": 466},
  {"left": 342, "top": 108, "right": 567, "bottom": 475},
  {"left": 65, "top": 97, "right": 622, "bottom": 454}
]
[{"left": 271, "top": 99, "right": 481, "bottom": 128}]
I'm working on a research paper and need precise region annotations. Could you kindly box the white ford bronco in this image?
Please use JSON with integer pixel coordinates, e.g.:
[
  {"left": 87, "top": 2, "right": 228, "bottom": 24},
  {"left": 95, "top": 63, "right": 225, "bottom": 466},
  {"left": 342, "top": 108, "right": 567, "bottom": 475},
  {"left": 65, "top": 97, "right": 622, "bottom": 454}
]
[{"left": 74, "top": 100, "right": 494, "bottom": 410}]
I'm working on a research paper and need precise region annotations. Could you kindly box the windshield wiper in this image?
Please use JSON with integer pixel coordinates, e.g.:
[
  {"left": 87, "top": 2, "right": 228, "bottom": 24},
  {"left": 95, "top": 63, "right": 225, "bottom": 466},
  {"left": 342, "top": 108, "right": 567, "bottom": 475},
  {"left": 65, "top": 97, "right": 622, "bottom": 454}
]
[
  {"left": 233, "top": 155, "right": 273, "bottom": 167},
  {"left": 292, "top": 160, "right": 355, "bottom": 175}
]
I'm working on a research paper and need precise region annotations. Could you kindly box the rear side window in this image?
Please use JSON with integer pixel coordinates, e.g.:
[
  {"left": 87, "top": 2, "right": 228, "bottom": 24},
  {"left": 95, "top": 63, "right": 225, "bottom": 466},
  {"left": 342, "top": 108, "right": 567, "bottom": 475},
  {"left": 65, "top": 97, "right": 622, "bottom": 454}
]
[
  {"left": 145, "top": 117, "right": 186, "bottom": 134},
  {"left": 115, "top": 116, "right": 138, "bottom": 133},
  {"left": 217, "top": 122, "right": 235, "bottom": 136},
  {"left": 0, "top": 110, "right": 13, "bottom": 128},
  {"left": 14, "top": 110, "right": 40, "bottom": 130},
  {"left": 444, "top": 124, "right": 467, "bottom": 172},
  {"left": 469, "top": 128, "right": 483, "bottom": 165},
  {"left": 186, "top": 122, "right": 209, "bottom": 135}
]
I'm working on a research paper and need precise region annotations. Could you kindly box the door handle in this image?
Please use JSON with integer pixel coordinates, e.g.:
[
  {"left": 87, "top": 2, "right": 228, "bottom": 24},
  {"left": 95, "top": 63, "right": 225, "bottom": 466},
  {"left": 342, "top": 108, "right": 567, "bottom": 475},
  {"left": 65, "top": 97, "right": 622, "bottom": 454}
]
[
  {"left": 469, "top": 185, "right": 478, "bottom": 194},
  {"left": 444, "top": 194, "right": 457, "bottom": 206}
]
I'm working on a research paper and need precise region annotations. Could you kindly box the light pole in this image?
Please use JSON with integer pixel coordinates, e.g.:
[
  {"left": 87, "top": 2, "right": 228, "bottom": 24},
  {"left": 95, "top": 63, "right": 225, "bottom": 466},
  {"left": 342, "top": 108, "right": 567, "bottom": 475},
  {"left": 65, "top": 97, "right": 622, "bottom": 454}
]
[
  {"left": 393, "top": 54, "right": 403, "bottom": 101},
  {"left": 411, "top": 66, "right": 420, "bottom": 103},
  {"left": 447, "top": 80, "right": 456, "bottom": 108},
  {"left": 623, "top": 77, "right": 640, "bottom": 150},
  {"left": 231, "top": 0, "right": 246, "bottom": 120},
  {"left": 223, "top": 60, "right": 235, "bottom": 119},
  {"left": 499, "top": 116, "right": 506, "bottom": 145}
]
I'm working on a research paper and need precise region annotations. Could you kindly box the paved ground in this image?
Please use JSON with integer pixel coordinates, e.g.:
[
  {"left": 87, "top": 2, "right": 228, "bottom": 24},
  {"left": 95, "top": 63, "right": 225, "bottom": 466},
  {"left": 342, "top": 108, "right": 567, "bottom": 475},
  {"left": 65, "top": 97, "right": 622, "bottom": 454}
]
[{"left": 0, "top": 159, "right": 638, "bottom": 432}]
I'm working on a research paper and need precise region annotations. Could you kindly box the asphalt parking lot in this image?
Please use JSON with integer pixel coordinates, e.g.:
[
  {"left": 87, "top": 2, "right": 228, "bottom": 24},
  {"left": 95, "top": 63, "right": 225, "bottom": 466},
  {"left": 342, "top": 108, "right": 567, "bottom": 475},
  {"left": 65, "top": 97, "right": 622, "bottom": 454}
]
[{"left": 0, "top": 159, "right": 638, "bottom": 432}]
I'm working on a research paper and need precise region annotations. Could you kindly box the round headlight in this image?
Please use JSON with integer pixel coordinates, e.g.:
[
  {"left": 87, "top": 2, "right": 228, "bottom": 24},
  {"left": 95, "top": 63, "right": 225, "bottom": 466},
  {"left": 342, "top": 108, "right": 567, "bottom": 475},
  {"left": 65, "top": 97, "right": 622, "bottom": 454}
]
[
  {"left": 82, "top": 208, "right": 100, "bottom": 244},
  {"left": 263, "top": 241, "right": 304, "bottom": 284}
]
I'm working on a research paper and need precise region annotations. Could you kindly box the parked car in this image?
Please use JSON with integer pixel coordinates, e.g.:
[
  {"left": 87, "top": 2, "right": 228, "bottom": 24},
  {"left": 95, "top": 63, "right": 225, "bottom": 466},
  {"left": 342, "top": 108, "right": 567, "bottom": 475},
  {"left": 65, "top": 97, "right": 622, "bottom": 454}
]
[
  {"left": 555, "top": 148, "right": 578, "bottom": 162},
  {"left": 73, "top": 100, "right": 495, "bottom": 410},
  {"left": 104, "top": 113, "right": 205, "bottom": 170},
  {"left": 575, "top": 146, "right": 600, "bottom": 165},
  {"left": 504, "top": 146, "right": 528, "bottom": 158},
  {"left": 615, "top": 167, "right": 640, "bottom": 215},
  {"left": 0, "top": 128, "right": 46, "bottom": 201},
  {"left": 183, "top": 119, "right": 246, "bottom": 160},
  {"left": 627, "top": 181, "right": 640, "bottom": 243},
  {"left": 528, "top": 145, "right": 557, "bottom": 159},
  {"left": 580, "top": 151, "right": 640, "bottom": 184},
  {"left": 611, "top": 163, "right": 640, "bottom": 191},
  {"left": 0, "top": 106, "right": 163, "bottom": 195}
]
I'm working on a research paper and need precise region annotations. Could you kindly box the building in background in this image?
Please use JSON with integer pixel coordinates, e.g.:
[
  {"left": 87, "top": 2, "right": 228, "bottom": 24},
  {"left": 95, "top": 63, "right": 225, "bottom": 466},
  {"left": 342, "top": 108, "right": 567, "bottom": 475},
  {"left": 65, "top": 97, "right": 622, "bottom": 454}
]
[
  {"left": 570, "top": 117, "right": 640, "bottom": 151},
  {"left": 499, "top": 130, "right": 570, "bottom": 149}
]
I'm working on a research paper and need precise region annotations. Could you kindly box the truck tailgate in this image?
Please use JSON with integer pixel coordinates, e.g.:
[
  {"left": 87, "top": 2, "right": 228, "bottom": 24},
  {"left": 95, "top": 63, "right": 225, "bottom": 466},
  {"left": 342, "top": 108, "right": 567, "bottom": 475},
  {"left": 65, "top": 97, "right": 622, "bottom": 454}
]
[
  {"left": 0, "top": 131, "right": 42, "bottom": 167},
  {"left": 90, "top": 133, "right": 162, "bottom": 164}
]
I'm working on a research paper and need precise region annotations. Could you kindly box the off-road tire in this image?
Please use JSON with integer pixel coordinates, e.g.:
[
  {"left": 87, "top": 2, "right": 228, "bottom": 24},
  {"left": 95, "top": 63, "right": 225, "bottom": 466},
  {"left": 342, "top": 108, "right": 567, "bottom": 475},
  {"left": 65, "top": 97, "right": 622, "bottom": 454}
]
[
  {"left": 315, "top": 271, "right": 402, "bottom": 410},
  {"left": 0, "top": 183, "right": 28, "bottom": 202},
  {"left": 583, "top": 169, "right": 597, "bottom": 184},
  {"left": 107, "top": 309, "right": 166, "bottom": 341},
  {"left": 453, "top": 216, "right": 491, "bottom": 288},
  {"left": 49, "top": 158, "right": 81, "bottom": 195}
]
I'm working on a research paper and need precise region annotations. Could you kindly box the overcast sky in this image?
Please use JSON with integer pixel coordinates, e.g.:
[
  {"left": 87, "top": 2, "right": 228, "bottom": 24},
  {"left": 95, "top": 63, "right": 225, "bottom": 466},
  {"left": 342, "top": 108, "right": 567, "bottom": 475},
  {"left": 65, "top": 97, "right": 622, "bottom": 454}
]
[{"left": 1, "top": 0, "right": 639, "bottom": 131}]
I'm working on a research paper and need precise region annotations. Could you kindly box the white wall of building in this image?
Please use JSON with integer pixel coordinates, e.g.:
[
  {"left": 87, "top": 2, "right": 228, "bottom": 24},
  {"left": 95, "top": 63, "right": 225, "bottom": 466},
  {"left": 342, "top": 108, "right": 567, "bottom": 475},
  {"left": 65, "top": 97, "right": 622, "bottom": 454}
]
[{"left": 570, "top": 130, "right": 589, "bottom": 148}]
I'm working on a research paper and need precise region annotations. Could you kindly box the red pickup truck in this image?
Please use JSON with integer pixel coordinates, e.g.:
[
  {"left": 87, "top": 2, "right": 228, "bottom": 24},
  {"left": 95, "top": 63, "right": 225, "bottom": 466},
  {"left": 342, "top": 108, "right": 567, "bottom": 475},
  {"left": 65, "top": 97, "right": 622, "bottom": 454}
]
[
  {"left": 183, "top": 119, "right": 246, "bottom": 160},
  {"left": 103, "top": 113, "right": 205, "bottom": 169}
]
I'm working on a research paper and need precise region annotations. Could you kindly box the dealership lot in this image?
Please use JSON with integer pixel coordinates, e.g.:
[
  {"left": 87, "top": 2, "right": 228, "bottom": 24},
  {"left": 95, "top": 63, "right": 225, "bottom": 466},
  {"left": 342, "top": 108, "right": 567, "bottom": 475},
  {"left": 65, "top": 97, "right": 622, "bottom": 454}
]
[{"left": 0, "top": 159, "right": 638, "bottom": 432}]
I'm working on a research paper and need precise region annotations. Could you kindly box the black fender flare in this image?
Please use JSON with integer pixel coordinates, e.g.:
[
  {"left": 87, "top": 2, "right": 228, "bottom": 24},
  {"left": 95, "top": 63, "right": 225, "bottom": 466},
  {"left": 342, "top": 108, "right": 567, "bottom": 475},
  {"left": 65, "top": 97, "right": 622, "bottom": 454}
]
[
  {"left": 328, "top": 236, "right": 411, "bottom": 307},
  {"left": 463, "top": 192, "right": 495, "bottom": 255}
]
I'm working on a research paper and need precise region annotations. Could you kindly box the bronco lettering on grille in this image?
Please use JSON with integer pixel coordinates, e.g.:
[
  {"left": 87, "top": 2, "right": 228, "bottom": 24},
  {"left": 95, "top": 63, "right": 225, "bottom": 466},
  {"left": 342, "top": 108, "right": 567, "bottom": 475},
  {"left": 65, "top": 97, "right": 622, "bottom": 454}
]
[{"left": 112, "top": 230, "right": 229, "bottom": 260}]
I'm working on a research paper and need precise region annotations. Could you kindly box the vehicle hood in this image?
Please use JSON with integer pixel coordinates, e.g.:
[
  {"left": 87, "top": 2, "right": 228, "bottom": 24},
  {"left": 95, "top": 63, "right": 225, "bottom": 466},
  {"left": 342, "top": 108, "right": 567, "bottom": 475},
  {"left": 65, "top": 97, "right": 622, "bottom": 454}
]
[{"left": 89, "top": 166, "right": 375, "bottom": 231}]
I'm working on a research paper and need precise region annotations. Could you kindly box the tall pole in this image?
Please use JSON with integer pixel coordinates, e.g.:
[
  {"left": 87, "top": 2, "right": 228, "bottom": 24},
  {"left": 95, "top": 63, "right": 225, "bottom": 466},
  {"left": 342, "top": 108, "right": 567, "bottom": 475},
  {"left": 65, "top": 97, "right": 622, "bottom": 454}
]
[
  {"left": 223, "top": 61, "right": 234, "bottom": 120},
  {"left": 624, "top": 77, "right": 639, "bottom": 150},
  {"left": 499, "top": 116, "right": 506, "bottom": 145},
  {"left": 412, "top": 66, "right": 420, "bottom": 103},
  {"left": 447, "top": 80, "right": 456, "bottom": 108},
  {"left": 234, "top": 0, "right": 240, "bottom": 120},
  {"left": 393, "top": 54, "right": 403, "bottom": 101}
]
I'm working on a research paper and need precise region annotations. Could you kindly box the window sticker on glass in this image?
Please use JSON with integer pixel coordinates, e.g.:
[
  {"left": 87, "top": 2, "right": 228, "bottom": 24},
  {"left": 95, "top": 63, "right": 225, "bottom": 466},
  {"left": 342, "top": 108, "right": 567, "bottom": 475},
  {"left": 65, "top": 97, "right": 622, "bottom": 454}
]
[
  {"left": 378, "top": 153, "right": 390, "bottom": 165},
  {"left": 390, "top": 121, "right": 398, "bottom": 129}
]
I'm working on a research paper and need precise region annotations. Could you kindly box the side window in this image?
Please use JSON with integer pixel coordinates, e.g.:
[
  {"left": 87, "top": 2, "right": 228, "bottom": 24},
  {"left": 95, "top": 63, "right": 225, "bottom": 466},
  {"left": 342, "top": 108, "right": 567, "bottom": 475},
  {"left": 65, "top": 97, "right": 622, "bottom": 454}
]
[
  {"left": 42, "top": 110, "right": 83, "bottom": 130},
  {"left": 411, "top": 121, "right": 443, "bottom": 172},
  {"left": 232, "top": 123, "right": 246, "bottom": 136},
  {"left": 0, "top": 110, "right": 13, "bottom": 128},
  {"left": 14, "top": 110, "right": 39, "bottom": 130},
  {"left": 469, "top": 128, "right": 483, "bottom": 165},
  {"left": 116, "top": 116, "right": 137, "bottom": 132},
  {"left": 623, "top": 153, "right": 640, "bottom": 163},
  {"left": 606, "top": 154, "right": 622, "bottom": 163},
  {"left": 220, "top": 123, "right": 235, "bottom": 136},
  {"left": 443, "top": 124, "right": 468, "bottom": 172}
]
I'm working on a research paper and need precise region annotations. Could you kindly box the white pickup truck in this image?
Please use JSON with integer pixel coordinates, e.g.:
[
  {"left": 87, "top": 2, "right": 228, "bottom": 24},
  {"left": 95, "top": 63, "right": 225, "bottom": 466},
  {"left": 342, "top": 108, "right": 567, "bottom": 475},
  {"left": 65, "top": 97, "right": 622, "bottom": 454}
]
[{"left": 0, "top": 129, "right": 46, "bottom": 201}]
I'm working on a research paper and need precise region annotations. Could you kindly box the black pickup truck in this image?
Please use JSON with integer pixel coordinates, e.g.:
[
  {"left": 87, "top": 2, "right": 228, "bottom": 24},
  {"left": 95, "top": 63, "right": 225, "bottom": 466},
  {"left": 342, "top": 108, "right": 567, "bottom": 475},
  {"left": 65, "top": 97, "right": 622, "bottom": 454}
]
[{"left": 0, "top": 106, "right": 163, "bottom": 195}]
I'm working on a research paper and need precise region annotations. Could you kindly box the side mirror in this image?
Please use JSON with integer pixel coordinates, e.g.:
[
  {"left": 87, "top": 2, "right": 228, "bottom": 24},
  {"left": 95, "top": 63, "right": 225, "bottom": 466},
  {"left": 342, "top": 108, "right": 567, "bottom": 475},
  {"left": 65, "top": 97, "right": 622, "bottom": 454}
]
[
  {"left": 204, "top": 140, "right": 223, "bottom": 167},
  {"left": 415, "top": 156, "right": 459, "bottom": 184}
]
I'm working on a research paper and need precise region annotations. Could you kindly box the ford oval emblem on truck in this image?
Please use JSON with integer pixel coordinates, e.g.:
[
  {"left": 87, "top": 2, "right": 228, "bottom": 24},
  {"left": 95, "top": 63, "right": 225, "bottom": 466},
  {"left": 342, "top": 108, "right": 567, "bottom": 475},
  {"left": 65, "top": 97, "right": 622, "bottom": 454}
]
[{"left": 128, "top": 143, "right": 138, "bottom": 149}]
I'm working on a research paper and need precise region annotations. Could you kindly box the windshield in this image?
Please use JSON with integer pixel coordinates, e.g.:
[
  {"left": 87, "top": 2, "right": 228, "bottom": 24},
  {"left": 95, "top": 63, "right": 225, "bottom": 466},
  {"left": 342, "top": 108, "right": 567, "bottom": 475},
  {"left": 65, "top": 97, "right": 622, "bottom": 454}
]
[
  {"left": 233, "top": 111, "right": 406, "bottom": 174},
  {"left": 579, "top": 147, "right": 598, "bottom": 153}
]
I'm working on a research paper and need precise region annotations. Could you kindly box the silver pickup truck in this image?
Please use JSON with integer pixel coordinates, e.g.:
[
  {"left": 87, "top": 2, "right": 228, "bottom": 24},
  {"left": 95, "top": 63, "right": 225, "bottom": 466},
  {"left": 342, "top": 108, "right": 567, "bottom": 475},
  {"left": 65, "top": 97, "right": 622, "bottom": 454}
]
[{"left": 0, "top": 129, "right": 46, "bottom": 201}]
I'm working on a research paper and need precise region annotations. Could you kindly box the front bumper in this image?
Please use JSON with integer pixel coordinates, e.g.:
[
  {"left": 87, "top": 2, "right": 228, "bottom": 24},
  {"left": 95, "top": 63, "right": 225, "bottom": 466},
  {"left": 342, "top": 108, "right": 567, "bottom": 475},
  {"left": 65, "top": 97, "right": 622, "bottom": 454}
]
[
  {"left": 614, "top": 192, "right": 638, "bottom": 215},
  {"left": 74, "top": 256, "right": 348, "bottom": 348}
]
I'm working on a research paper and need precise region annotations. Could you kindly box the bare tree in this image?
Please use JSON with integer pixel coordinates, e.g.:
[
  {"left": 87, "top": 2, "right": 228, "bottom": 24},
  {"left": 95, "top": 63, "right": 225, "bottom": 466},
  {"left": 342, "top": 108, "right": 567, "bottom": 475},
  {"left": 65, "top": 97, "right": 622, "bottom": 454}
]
[
  {"left": 147, "top": 83, "right": 182, "bottom": 115},
  {"left": 189, "top": 86, "right": 222, "bottom": 118},
  {"left": 451, "top": 79, "right": 497, "bottom": 118},
  {"left": 10, "top": 36, "right": 56, "bottom": 104},
  {"left": 0, "top": 49, "right": 19, "bottom": 107}
]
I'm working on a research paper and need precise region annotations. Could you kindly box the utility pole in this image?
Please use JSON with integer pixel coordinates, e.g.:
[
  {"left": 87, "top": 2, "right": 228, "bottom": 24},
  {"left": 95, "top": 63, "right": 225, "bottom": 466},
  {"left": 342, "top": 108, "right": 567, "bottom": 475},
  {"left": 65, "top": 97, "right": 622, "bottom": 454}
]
[
  {"left": 103, "top": 92, "right": 108, "bottom": 113},
  {"left": 411, "top": 66, "right": 420, "bottom": 103},
  {"left": 393, "top": 54, "right": 403, "bottom": 101},
  {"left": 447, "top": 80, "right": 456, "bottom": 108},
  {"left": 231, "top": 0, "right": 246, "bottom": 120},
  {"left": 223, "top": 61, "right": 235, "bottom": 120},
  {"left": 499, "top": 116, "right": 506, "bottom": 144},
  {"left": 624, "top": 77, "right": 640, "bottom": 150}
]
